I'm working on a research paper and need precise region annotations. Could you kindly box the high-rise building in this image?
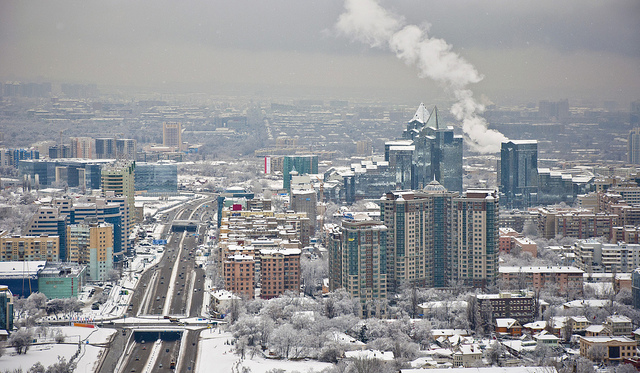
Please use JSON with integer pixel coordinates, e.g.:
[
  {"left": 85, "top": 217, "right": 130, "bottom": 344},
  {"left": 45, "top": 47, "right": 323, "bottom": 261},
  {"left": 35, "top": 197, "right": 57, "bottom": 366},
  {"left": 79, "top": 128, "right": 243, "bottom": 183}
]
[
  {"left": 70, "top": 137, "right": 94, "bottom": 159},
  {"left": 453, "top": 190, "right": 499, "bottom": 288},
  {"left": 387, "top": 143, "right": 414, "bottom": 190},
  {"left": 628, "top": 128, "right": 640, "bottom": 164},
  {"left": 283, "top": 155, "right": 318, "bottom": 190},
  {"left": 163, "top": 122, "right": 182, "bottom": 149},
  {"left": 499, "top": 140, "right": 538, "bottom": 209},
  {"left": 101, "top": 161, "right": 135, "bottom": 255},
  {"left": 101, "top": 161, "right": 135, "bottom": 212},
  {"left": 379, "top": 181, "right": 457, "bottom": 291},
  {"left": 330, "top": 218, "right": 388, "bottom": 317},
  {"left": 95, "top": 138, "right": 116, "bottom": 159},
  {"left": 386, "top": 104, "right": 463, "bottom": 192},
  {"left": 378, "top": 185, "right": 499, "bottom": 291},
  {"left": 95, "top": 138, "right": 136, "bottom": 160},
  {"left": 224, "top": 254, "right": 255, "bottom": 299},
  {"left": 67, "top": 222, "right": 113, "bottom": 281},
  {"left": 115, "top": 139, "right": 137, "bottom": 160},
  {"left": 259, "top": 248, "right": 301, "bottom": 300},
  {"left": 24, "top": 197, "right": 125, "bottom": 261},
  {"left": 48, "top": 145, "right": 71, "bottom": 159},
  {"left": 290, "top": 189, "right": 317, "bottom": 234}
]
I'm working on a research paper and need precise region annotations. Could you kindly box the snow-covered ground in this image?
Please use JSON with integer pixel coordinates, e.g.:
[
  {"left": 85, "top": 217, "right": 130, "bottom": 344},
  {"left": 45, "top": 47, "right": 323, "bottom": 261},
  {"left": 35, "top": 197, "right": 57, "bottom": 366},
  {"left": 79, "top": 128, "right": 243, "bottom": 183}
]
[
  {"left": 0, "top": 325, "right": 116, "bottom": 372},
  {"left": 197, "top": 330, "right": 333, "bottom": 373}
]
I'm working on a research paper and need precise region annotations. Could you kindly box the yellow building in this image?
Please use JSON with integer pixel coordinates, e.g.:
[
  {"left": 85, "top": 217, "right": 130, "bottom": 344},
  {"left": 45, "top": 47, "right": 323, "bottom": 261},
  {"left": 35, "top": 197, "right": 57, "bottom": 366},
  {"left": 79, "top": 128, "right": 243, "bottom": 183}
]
[
  {"left": 67, "top": 222, "right": 113, "bottom": 281},
  {"left": 0, "top": 231, "right": 59, "bottom": 262},
  {"left": 580, "top": 336, "right": 636, "bottom": 364}
]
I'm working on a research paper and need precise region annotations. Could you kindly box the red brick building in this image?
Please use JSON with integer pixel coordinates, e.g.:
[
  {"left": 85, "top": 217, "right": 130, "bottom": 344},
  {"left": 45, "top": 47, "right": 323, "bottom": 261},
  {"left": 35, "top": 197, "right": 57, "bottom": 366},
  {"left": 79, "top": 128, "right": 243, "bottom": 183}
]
[
  {"left": 259, "top": 248, "right": 301, "bottom": 299},
  {"left": 224, "top": 254, "right": 256, "bottom": 299}
]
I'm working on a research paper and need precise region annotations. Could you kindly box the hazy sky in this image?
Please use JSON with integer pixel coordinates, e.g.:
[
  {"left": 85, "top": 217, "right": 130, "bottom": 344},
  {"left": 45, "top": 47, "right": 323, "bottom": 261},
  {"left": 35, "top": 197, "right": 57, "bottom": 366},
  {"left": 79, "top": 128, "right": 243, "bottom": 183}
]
[{"left": 1, "top": 0, "right": 639, "bottom": 104}]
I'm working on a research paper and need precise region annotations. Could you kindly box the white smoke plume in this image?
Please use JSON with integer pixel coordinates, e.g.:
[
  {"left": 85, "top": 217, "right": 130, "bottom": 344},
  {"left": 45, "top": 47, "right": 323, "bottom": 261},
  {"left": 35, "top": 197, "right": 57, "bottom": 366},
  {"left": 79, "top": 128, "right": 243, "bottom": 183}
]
[{"left": 336, "top": 0, "right": 508, "bottom": 153}]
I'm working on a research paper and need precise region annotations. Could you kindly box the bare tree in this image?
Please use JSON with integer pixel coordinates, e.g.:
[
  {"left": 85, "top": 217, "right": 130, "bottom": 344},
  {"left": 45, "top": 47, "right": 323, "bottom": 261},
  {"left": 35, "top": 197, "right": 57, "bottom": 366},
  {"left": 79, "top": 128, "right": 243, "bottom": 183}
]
[
  {"left": 587, "top": 344, "right": 607, "bottom": 365},
  {"left": 9, "top": 328, "right": 34, "bottom": 354}
]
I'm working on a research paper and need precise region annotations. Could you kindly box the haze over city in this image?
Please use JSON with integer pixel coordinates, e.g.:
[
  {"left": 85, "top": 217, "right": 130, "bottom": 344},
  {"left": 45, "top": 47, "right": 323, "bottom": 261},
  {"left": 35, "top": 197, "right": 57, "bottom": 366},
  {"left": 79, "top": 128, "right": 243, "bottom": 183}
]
[{"left": 1, "top": 0, "right": 639, "bottom": 103}]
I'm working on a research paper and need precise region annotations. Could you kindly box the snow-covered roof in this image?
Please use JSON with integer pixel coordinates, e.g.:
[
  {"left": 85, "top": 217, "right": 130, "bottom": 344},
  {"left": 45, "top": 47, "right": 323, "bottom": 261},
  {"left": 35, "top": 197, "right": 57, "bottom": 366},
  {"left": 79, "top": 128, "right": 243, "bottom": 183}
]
[
  {"left": 411, "top": 103, "right": 429, "bottom": 124},
  {"left": 455, "top": 344, "right": 482, "bottom": 356},
  {"left": 329, "top": 331, "right": 365, "bottom": 346},
  {"left": 430, "top": 329, "right": 470, "bottom": 337},
  {"left": 402, "top": 367, "right": 558, "bottom": 373},
  {"left": 499, "top": 266, "right": 583, "bottom": 274},
  {"left": 344, "top": 349, "right": 394, "bottom": 361},
  {"left": 496, "top": 318, "right": 519, "bottom": 329},
  {"left": 580, "top": 336, "right": 635, "bottom": 343},
  {"left": 259, "top": 248, "right": 302, "bottom": 256},
  {"left": 418, "top": 300, "right": 468, "bottom": 311},
  {"left": 607, "top": 315, "right": 632, "bottom": 324},
  {"left": 523, "top": 321, "right": 547, "bottom": 330},
  {"left": 210, "top": 289, "right": 240, "bottom": 301},
  {"left": 563, "top": 299, "right": 610, "bottom": 308},
  {"left": 0, "top": 260, "right": 47, "bottom": 278},
  {"left": 585, "top": 325, "right": 605, "bottom": 333},
  {"left": 570, "top": 316, "right": 590, "bottom": 323},
  {"left": 534, "top": 332, "right": 559, "bottom": 341},
  {"left": 508, "top": 140, "right": 538, "bottom": 145}
]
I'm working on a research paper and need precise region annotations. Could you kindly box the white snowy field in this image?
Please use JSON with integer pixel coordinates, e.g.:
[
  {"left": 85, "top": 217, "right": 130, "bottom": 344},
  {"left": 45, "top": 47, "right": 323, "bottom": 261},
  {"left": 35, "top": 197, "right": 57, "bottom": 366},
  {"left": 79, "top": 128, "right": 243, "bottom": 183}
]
[
  {"left": 0, "top": 325, "right": 116, "bottom": 372},
  {"left": 197, "top": 329, "right": 332, "bottom": 373}
]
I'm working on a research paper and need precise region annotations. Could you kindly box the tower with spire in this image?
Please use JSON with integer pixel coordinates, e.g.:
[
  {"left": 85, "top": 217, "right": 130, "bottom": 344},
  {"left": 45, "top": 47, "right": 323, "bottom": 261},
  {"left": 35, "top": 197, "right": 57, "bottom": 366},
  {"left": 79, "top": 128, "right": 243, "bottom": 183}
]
[{"left": 386, "top": 103, "right": 463, "bottom": 192}]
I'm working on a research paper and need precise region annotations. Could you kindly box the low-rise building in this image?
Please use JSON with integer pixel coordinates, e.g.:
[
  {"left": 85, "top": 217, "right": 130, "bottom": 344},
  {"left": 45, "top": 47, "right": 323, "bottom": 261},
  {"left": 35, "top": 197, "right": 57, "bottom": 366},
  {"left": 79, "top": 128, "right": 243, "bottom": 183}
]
[
  {"left": 452, "top": 344, "right": 482, "bottom": 367},
  {"left": 37, "top": 263, "right": 86, "bottom": 299},
  {"left": 477, "top": 292, "right": 535, "bottom": 325},
  {"left": 0, "top": 231, "right": 59, "bottom": 262},
  {"left": 495, "top": 318, "right": 522, "bottom": 336},
  {"left": 580, "top": 336, "right": 636, "bottom": 363},
  {"left": 534, "top": 331, "right": 560, "bottom": 347},
  {"left": 499, "top": 266, "right": 584, "bottom": 293},
  {"left": 585, "top": 325, "right": 607, "bottom": 337},
  {"left": 0, "top": 260, "right": 45, "bottom": 297},
  {"left": 604, "top": 315, "right": 633, "bottom": 336},
  {"left": 209, "top": 289, "right": 241, "bottom": 317}
]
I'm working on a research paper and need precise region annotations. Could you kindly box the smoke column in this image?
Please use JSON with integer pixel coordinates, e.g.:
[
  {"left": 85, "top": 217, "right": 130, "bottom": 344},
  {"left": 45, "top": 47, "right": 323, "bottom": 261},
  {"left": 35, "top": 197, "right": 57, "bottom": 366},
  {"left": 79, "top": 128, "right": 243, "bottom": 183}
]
[{"left": 336, "top": 0, "right": 508, "bottom": 153}]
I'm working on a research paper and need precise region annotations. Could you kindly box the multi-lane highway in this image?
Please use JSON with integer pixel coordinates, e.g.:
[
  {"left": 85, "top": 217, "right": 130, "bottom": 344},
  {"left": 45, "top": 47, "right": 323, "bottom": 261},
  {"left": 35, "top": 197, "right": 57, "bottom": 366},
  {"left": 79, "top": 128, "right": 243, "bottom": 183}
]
[{"left": 99, "top": 195, "right": 216, "bottom": 373}]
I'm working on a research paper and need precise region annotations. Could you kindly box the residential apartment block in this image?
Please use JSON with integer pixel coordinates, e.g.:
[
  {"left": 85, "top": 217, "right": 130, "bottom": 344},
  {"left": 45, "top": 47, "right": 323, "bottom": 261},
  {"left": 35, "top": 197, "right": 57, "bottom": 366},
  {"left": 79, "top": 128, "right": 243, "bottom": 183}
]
[
  {"left": 259, "top": 248, "right": 301, "bottom": 300},
  {"left": 328, "top": 219, "right": 388, "bottom": 317},
  {"left": 0, "top": 231, "right": 59, "bottom": 262},
  {"left": 498, "top": 266, "right": 584, "bottom": 293},
  {"left": 477, "top": 292, "right": 536, "bottom": 325}
]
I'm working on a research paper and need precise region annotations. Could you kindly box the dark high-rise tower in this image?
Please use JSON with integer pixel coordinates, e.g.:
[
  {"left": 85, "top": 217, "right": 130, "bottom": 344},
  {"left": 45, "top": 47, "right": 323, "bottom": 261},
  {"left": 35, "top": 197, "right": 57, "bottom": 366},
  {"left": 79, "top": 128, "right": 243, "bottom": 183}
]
[
  {"left": 499, "top": 140, "right": 538, "bottom": 209},
  {"left": 386, "top": 103, "right": 463, "bottom": 192}
]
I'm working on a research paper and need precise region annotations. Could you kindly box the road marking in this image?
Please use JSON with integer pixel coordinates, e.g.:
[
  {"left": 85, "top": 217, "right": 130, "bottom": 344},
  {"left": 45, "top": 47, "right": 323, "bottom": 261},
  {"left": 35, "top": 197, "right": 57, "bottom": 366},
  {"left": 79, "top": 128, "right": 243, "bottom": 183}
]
[
  {"left": 164, "top": 231, "right": 186, "bottom": 316},
  {"left": 142, "top": 339, "right": 162, "bottom": 373},
  {"left": 175, "top": 330, "right": 189, "bottom": 372},
  {"left": 138, "top": 271, "right": 158, "bottom": 316},
  {"left": 185, "top": 270, "right": 196, "bottom": 317}
]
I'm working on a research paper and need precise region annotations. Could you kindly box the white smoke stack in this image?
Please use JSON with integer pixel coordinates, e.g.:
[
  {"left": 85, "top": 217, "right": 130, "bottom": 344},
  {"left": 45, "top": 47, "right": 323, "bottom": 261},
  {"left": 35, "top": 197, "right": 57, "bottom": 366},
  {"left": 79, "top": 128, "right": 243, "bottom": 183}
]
[{"left": 336, "top": 0, "right": 508, "bottom": 153}]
